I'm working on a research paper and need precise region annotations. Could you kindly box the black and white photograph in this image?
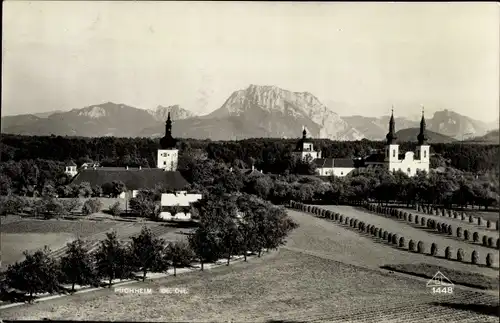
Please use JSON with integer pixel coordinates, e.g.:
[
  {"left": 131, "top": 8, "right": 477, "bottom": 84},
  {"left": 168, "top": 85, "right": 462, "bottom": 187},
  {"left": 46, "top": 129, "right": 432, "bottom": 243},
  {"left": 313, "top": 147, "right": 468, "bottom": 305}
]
[{"left": 1, "top": 1, "right": 499, "bottom": 322}]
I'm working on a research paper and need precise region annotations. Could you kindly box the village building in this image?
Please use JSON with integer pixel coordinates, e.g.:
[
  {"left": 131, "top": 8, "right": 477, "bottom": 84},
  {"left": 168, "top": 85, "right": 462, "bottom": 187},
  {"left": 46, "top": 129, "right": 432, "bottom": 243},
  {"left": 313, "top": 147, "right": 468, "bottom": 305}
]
[
  {"left": 296, "top": 109, "right": 431, "bottom": 177},
  {"left": 69, "top": 112, "right": 202, "bottom": 220}
]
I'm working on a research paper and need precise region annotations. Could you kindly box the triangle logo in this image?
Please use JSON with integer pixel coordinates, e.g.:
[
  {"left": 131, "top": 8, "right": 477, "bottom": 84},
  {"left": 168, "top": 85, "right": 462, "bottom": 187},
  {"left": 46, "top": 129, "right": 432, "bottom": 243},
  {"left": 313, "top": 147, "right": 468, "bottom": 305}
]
[{"left": 426, "top": 271, "right": 454, "bottom": 287}]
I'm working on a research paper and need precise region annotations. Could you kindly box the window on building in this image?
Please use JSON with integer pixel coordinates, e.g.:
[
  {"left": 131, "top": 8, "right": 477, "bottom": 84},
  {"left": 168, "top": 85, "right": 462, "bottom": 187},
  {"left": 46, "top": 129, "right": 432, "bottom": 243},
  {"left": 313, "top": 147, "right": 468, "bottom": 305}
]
[
  {"left": 341, "top": 172, "right": 344, "bottom": 175},
  {"left": 424, "top": 151, "right": 427, "bottom": 158},
  {"left": 393, "top": 150, "right": 396, "bottom": 158},
  {"left": 407, "top": 168, "right": 411, "bottom": 173},
  {"left": 163, "top": 161, "right": 166, "bottom": 165}
]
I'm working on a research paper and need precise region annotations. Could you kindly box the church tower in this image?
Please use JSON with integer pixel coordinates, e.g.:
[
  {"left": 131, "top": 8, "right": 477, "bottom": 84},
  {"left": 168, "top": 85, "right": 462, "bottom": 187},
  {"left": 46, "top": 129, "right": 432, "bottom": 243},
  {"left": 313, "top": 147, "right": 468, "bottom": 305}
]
[
  {"left": 157, "top": 112, "right": 178, "bottom": 171},
  {"left": 385, "top": 108, "right": 399, "bottom": 163},
  {"left": 293, "top": 127, "right": 321, "bottom": 161},
  {"left": 415, "top": 106, "right": 430, "bottom": 172}
]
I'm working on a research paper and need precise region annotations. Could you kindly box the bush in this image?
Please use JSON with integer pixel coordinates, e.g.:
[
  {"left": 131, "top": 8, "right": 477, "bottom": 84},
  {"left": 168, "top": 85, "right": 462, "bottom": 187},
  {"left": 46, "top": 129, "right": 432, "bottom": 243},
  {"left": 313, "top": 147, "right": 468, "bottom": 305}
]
[
  {"left": 437, "top": 223, "right": 442, "bottom": 233},
  {"left": 461, "top": 213, "right": 465, "bottom": 220},
  {"left": 486, "top": 220, "right": 491, "bottom": 229},
  {"left": 415, "top": 215, "right": 419, "bottom": 224},
  {"left": 403, "top": 213, "right": 408, "bottom": 221},
  {"left": 487, "top": 237, "right": 493, "bottom": 247},
  {"left": 421, "top": 217, "right": 426, "bottom": 227},
  {"left": 398, "top": 236, "right": 405, "bottom": 248},
  {"left": 382, "top": 231, "right": 388, "bottom": 240},
  {"left": 471, "top": 250, "right": 479, "bottom": 265},
  {"left": 387, "top": 233, "right": 393, "bottom": 242},
  {"left": 497, "top": 238, "right": 500, "bottom": 249},
  {"left": 482, "top": 235, "right": 488, "bottom": 246},
  {"left": 430, "top": 243, "right": 438, "bottom": 256},
  {"left": 378, "top": 229, "right": 383, "bottom": 238},
  {"left": 445, "top": 246, "right": 452, "bottom": 259},
  {"left": 478, "top": 217, "right": 482, "bottom": 226},
  {"left": 374, "top": 227, "right": 379, "bottom": 237},
  {"left": 392, "top": 234, "right": 398, "bottom": 245},
  {"left": 417, "top": 241, "right": 425, "bottom": 254},
  {"left": 464, "top": 230, "right": 470, "bottom": 241},
  {"left": 408, "top": 240, "right": 415, "bottom": 252},
  {"left": 108, "top": 201, "right": 122, "bottom": 217},
  {"left": 456, "top": 227, "right": 462, "bottom": 238},
  {"left": 82, "top": 198, "right": 103, "bottom": 215},
  {"left": 496, "top": 220, "right": 499, "bottom": 231},
  {"left": 469, "top": 215, "right": 473, "bottom": 223},
  {"left": 408, "top": 214, "right": 413, "bottom": 222},
  {"left": 339, "top": 215, "right": 344, "bottom": 223},
  {"left": 447, "top": 225, "right": 453, "bottom": 235},
  {"left": 345, "top": 217, "right": 349, "bottom": 225},
  {"left": 486, "top": 253, "right": 494, "bottom": 267},
  {"left": 457, "top": 248, "right": 464, "bottom": 262},
  {"left": 473, "top": 232, "right": 479, "bottom": 242}
]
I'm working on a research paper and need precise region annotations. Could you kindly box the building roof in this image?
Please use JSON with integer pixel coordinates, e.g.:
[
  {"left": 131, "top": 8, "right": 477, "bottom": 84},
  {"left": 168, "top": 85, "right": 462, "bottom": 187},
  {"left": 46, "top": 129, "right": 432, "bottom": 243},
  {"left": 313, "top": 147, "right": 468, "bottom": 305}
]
[
  {"left": 71, "top": 168, "right": 189, "bottom": 191},
  {"left": 66, "top": 160, "right": 77, "bottom": 166},
  {"left": 313, "top": 158, "right": 334, "bottom": 168},
  {"left": 364, "top": 153, "right": 386, "bottom": 163},
  {"left": 314, "top": 158, "right": 355, "bottom": 168},
  {"left": 333, "top": 158, "right": 355, "bottom": 168}
]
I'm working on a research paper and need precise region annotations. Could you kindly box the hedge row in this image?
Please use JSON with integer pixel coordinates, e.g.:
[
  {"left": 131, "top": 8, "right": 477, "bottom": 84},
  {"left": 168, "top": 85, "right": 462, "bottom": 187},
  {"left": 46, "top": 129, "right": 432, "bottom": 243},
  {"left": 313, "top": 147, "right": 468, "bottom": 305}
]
[
  {"left": 415, "top": 204, "right": 498, "bottom": 231},
  {"left": 364, "top": 204, "right": 499, "bottom": 250},
  {"left": 289, "top": 201, "right": 496, "bottom": 267}
]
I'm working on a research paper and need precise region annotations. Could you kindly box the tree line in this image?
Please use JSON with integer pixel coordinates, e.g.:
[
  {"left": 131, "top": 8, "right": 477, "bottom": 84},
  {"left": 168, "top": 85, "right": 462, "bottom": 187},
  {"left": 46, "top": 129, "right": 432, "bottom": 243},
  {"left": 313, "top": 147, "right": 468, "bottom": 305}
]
[
  {"left": 1, "top": 193, "right": 297, "bottom": 302},
  {"left": 2, "top": 134, "right": 499, "bottom": 173}
]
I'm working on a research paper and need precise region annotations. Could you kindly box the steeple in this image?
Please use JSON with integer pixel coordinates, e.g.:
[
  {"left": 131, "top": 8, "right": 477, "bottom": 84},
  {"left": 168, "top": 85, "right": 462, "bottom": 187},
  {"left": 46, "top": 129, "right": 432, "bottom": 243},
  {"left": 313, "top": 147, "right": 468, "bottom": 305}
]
[
  {"left": 302, "top": 127, "right": 307, "bottom": 139},
  {"left": 385, "top": 107, "right": 397, "bottom": 144},
  {"left": 159, "top": 112, "right": 177, "bottom": 149},
  {"left": 417, "top": 106, "right": 428, "bottom": 145}
]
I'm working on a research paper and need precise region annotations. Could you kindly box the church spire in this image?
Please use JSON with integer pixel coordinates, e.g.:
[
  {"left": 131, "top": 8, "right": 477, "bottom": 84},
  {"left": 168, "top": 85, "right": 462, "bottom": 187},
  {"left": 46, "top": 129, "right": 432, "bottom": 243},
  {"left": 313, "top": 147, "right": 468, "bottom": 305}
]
[
  {"left": 417, "top": 105, "right": 428, "bottom": 145},
  {"left": 302, "top": 126, "right": 307, "bottom": 139},
  {"left": 385, "top": 107, "right": 397, "bottom": 144},
  {"left": 159, "top": 111, "right": 177, "bottom": 149}
]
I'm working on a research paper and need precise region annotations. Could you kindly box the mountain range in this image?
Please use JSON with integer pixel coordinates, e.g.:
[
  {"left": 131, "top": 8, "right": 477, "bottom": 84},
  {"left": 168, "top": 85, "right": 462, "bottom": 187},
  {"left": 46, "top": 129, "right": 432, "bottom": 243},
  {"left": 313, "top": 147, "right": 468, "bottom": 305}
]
[{"left": 2, "top": 85, "right": 498, "bottom": 142}]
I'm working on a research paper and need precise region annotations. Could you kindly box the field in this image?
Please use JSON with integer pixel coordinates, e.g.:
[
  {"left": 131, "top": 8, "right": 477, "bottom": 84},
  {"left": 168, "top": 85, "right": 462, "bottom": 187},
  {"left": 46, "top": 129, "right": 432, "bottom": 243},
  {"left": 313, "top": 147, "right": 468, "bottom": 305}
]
[
  {"left": 0, "top": 218, "right": 189, "bottom": 269},
  {"left": 1, "top": 208, "right": 498, "bottom": 322}
]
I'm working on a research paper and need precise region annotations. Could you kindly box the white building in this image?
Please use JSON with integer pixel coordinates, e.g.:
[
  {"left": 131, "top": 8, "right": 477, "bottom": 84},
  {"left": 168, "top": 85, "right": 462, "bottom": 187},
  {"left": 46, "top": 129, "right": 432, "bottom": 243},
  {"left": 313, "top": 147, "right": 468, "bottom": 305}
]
[
  {"left": 64, "top": 160, "right": 78, "bottom": 177},
  {"left": 294, "top": 109, "right": 431, "bottom": 177},
  {"left": 159, "top": 191, "right": 203, "bottom": 221},
  {"left": 363, "top": 110, "right": 430, "bottom": 176},
  {"left": 70, "top": 112, "right": 202, "bottom": 212},
  {"left": 292, "top": 128, "right": 355, "bottom": 177}
]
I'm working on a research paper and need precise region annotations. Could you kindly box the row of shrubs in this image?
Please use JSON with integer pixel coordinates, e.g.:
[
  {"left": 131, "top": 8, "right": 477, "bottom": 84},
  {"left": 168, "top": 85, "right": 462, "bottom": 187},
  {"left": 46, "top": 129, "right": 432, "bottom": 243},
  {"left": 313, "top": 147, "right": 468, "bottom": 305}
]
[
  {"left": 289, "top": 201, "right": 496, "bottom": 268},
  {"left": 415, "top": 204, "right": 498, "bottom": 231},
  {"left": 365, "top": 204, "right": 499, "bottom": 250}
]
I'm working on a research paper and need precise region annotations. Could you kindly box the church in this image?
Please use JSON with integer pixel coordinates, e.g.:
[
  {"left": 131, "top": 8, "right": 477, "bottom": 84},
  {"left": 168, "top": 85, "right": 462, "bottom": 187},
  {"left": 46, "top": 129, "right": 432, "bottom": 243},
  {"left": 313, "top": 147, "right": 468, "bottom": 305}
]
[
  {"left": 68, "top": 112, "right": 202, "bottom": 220},
  {"left": 294, "top": 109, "right": 431, "bottom": 177}
]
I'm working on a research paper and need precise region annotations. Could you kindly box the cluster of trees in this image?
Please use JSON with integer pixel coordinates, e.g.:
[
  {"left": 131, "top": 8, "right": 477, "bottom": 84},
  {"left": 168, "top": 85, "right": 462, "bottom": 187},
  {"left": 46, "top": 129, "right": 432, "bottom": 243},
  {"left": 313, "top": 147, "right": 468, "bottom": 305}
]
[
  {"left": 2, "top": 134, "right": 498, "bottom": 174},
  {"left": 291, "top": 201, "right": 497, "bottom": 267},
  {"left": 2, "top": 193, "right": 297, "bottom": 301}
]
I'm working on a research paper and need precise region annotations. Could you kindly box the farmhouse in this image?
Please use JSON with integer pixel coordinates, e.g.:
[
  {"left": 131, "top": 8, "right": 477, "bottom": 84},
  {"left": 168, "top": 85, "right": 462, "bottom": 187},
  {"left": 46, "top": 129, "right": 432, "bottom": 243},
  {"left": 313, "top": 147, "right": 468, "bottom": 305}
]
[
  {"left": 69, "top": 113, "right": 203, "bottom": 216},
  {"left": 295, "top": 109, "right": 431, "bottom": 177}
]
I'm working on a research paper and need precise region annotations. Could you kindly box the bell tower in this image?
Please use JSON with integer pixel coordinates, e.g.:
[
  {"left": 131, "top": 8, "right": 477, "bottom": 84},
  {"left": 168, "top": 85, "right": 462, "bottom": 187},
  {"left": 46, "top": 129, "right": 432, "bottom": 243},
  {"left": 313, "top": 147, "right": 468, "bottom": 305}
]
[
  {"left": 415, "top": 106, "right": 430, "bottom": 172},
  {"left": 385, "top": 107, "right": 399, "bottom": 163},
  {"left": 157, "top": 112, "right": 178, "bottom": 171}
]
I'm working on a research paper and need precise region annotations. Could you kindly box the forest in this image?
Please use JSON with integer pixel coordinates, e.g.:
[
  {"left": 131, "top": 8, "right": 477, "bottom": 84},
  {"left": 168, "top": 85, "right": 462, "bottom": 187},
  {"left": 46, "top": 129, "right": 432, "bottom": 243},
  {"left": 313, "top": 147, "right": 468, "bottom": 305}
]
[{"left": 1, "top": 134, "right": 498, "bottom": 173}]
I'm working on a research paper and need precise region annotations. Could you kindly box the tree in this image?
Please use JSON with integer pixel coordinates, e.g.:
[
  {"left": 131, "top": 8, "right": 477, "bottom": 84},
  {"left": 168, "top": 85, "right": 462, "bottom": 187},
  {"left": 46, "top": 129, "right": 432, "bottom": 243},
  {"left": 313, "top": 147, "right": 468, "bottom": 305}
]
[
  {"left": 61, "top": 198, "right": 82, "bottom": 215},
  {"left": 129, "top": 191, "right": 159, "bottom": 219},
  {"left": 164, "top": 241, "right": 194, "bottom": 276},
  {"left": 78, "top": 182, "right": 93, "bottom": 198},
  {"left": 5, "top": 247, "right": 61, "bottom": 300},
  {"left": 60, "top": 239, "right": 97, "bottom": 292},
  {"left": 188, "top": 223, "right": 221, "bottom": 271},
  {"left": 111, "top": 181, "right": 127, "bottom": 198},
  {"left": 93, "top": 232, "right": 130, "bottom": 287},
  {"left": 128, "top": 227, "right": 166, "bottom": 281},
  {"left": 108, "top": 201, "right": 122, "bottom": 216},
  {"left": 82, "top": 198, "right": 103, "bottom": 215},
  {"left": 219, "top": 216, "right": 242, "bottom": 265}
]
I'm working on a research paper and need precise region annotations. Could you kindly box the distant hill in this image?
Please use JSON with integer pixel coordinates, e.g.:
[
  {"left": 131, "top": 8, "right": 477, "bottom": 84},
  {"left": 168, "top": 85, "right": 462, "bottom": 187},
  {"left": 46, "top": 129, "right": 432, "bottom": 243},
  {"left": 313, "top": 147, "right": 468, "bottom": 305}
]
[
  {"left": 342, "top": 115, "right": 418, "bottom": 140},
  {"left": 463, "top": 129, "right": 499, "bottom": 145},
  {"left": 395, "top": 128, "right": 457, "bottom": 143}
]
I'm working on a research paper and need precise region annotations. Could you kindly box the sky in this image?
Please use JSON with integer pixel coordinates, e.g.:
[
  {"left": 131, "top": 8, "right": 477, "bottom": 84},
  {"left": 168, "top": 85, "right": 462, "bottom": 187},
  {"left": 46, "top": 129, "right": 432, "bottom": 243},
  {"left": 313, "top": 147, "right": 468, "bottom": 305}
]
[{"left": 2, "top": 1, "right": 499, "bottom": 121}]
